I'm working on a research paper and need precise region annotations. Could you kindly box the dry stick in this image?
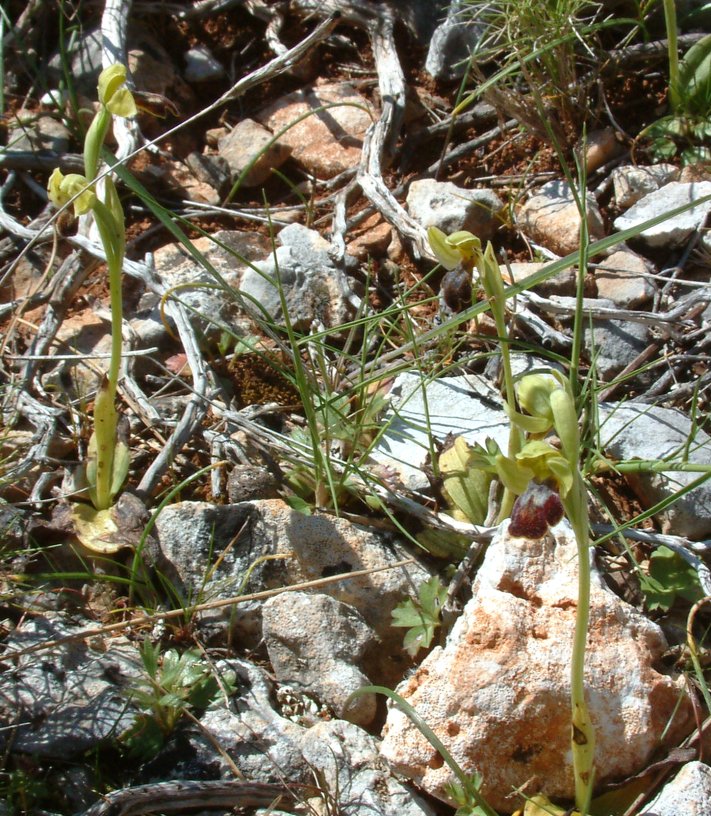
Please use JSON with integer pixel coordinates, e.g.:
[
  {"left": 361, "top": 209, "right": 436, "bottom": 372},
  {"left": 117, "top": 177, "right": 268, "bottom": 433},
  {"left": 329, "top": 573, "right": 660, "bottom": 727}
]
[
  {"left": 136, "top": 298, "right": 213, "bottom": 497},
  {"left": 0, "top": 558, "right": 415, "bottom": 662},
  {"left": 357, "top": 10, "right": 430, "bottom": 259},
  {"left": 77, "top": 779, "right": 295, "bottom": 816}
]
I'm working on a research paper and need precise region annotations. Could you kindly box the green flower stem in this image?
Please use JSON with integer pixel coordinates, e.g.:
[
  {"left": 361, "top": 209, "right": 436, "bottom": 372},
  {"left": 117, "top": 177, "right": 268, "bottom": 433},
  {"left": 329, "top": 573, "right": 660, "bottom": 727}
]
[
  {"left": 563, "top": 481, "right": 595, "bottom": 815},
  {"left": 89, "top": 194, "right": 125, "bottom": 510},
  {"left": 551, "top": 386, "right": 595, "bottom": 813},
  {"left": 479, "top": 246, "right": 521, "bottom": 520},
  {"left": 662, "top": 0, "right": 680, "bottom": 112}
]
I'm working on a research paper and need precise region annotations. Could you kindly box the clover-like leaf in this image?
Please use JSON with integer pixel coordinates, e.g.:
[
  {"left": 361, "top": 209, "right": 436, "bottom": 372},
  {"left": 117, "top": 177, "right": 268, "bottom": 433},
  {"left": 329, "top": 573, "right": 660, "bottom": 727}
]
[
  {"left": 639, "top": 545, "right": 704, "bottom": 612},
  {"left": 392, "top": 576, "right": 448, "bottom": 657}
]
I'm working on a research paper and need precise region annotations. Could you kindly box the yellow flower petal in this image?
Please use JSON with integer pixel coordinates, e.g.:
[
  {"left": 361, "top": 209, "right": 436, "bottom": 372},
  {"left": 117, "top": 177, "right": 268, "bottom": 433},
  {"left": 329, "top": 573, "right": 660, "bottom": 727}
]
[
  {"left": 427, "top": 225, "right": 462, "bottom": 270},
  {"left": 47, "top": 169, "right": 96, "bottom": 215},
  {"left": 97, "top": 63, "right": 137, "bottom": 117}
]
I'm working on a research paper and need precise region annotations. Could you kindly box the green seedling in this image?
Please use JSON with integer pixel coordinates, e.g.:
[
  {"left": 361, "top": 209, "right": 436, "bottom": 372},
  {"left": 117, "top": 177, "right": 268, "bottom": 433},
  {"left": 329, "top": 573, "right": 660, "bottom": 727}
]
[
  {"left": 639, "top": 545, "right": 704, "bottom": 613},
  {"left": 392, "top": 575, "right": 448, "bottom": 657},
  {"left": 645, "top": 2, "right": 711, "bottom": 164},
  {"left": 120, "top": 638, "right": 235, "bottom": 761},
  {"left": 48, "top": 64, "right": 135, "bottom": 539}
]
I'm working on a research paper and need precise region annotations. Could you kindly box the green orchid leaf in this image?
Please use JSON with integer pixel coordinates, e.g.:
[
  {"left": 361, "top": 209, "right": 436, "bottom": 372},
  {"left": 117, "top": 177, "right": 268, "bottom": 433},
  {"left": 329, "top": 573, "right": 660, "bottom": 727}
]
[{"left": 679, "top": 33, "right": 711, "bottom": 114}]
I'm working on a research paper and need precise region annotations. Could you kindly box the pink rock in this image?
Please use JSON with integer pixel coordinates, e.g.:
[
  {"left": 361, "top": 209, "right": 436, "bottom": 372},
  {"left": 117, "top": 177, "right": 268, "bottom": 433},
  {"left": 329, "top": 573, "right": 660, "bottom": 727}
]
[
  {"left": 258, "top": 81, "right": 374, "bottom": 179},
  {"left": 517, "top": 180, "right": 605, "bottom": 257},
  {"left": 218, "top": 118, "right": 291, "bottom": 187},
  {"left": 380, "top": 522, "right": 693, "bottom": 813}
]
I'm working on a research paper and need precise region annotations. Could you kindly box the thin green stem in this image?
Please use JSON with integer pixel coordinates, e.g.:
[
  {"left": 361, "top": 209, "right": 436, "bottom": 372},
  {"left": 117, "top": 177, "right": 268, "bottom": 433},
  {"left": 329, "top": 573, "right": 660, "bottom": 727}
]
[
  {"left": 662, "top": 0, "right": 680, "bottom": 112},
  {"left": 565, "top": 485, "right": 595, "bottom": 815},
  {"left": 89, "top": 196, "right": 124, "bottom": 509}
]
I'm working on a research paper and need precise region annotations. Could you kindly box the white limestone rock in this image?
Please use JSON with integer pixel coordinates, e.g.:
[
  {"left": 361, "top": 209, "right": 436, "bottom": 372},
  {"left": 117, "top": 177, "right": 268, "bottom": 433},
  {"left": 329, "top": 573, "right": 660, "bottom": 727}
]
[
  {"left": 641, "top": 761, "right": 711, "bottom": 816},
  {"left": 406, "top": 179, "right": 503, "bottom": 241},
  {"left": 218, "top": 118, "right": 291, "bottom": 187},
  {"left": 614, "top": 181, "right": 711, "bottom": 248},
  {"left": 257, "top": 81, "right": 374, "bottom": 179},
  {"left": 153, "top": 498, "right": 432, "bottom": 684},
  {"left": 612, "top": 163, "right": 679, "bottom": 210},
  {"left": 300, "top": 719, "right": 437, "bottom": 816},
  {"left": 240, "top": 223, "right": 360, "bottom": 330},
  {"left": 594, "top": 249, "right": 655, "bottom": 308},
  {"left": 380, "top": 521, "right": 693, "bottom": 813},
  {"left": 183, "top": 45, "right": 225, "bottom": 82},
  {"left": 598, "top": 403, "right": 711, "bottom": 538}
]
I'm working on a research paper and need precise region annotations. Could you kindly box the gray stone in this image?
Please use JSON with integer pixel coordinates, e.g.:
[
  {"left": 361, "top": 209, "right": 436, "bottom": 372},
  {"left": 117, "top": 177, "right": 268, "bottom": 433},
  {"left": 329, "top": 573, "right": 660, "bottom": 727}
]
[
  {"left": 584, "top": 304, "right": 651, "bottom": 381},
  {"left": 153, "top": 498, "right": 431, "bottom": 683},
  {"left": 192, "top": 658, "right": 310, "bottom": 783},
  {"left": 48, "top": 29, "right": 103, "bottom": 91},
  {"left": 425, "top": 1, "right": 486, "bottom": 80},
  {"left": 594, "top": 249, "right": 656, "bottom": 308},
  {"left": 8, "top": 110, "right": 70, "bottom": 154},
  {"left": 612, "top": 163, "right": 679, "bottom": 210},
  {"left": 218, "top": 119, "right": 291, "bottom": 187},
  {"left": 300, "top": 719, "right": 436, "bottom": 816},
  {"left": 598, "top": 403, "right": 711, "bottom": 538},
  {"left": 614, "top": 182, "right": 711, "bottom": 248},
  {"left": 517, "top": 180, "right": 605, "bottom": 257},
  {"left": 240, "top": 224, "right": 359, "bottom": 331},
  {"left": 262, "top": 592, "right": 377, "bottom": 727},
  {"left": 371, "top": 371, "right": 510, "bottom": 490},
  {"left": 406, "top": 179, "right": 503, "bottom": 241},
  {"left": 151, "top": 229, "right": 272, "bottom": 340},
  {"left": 0, "top": 615, "right": 142, "bottom": 757},
  {"left": 183, "top": 45, "right": 225, "bottom": 82},
  {"left": 381, "top": 521, "right": 693, "bottom": 811},
  {"left": 641, "top": 761, "right": 711, "bottom": 815}
]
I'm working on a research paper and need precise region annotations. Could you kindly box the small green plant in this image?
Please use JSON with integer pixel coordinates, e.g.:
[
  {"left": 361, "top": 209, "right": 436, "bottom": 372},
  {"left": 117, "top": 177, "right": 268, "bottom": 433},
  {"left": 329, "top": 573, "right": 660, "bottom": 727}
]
[
  {"left": 639, "top": 545, "right": 704, "bottom": 612},
  {"left": 392, "top": 575, "right": 448, "bottom": 657},
  {"left": 47, "top": 64, "right": 135, "bottom": 521},
  {"left": 460, "top": 0, "right": 604, "bottom": 147},
  {"left": 120, "top": 639, "right": 235, "bottom": 760},
  {"left": 646, "top": 2, "right": 711, "bottom": 164}
]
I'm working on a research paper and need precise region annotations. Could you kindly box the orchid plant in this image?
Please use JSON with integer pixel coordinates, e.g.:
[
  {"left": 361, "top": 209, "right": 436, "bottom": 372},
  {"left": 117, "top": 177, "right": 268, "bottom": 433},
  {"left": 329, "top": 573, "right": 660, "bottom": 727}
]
[
  {"left": 429, "top": 227, "right": 596, "bottom": 814},
  {"left": 48, "top": 65, "right": 136, "bottom": 520}
]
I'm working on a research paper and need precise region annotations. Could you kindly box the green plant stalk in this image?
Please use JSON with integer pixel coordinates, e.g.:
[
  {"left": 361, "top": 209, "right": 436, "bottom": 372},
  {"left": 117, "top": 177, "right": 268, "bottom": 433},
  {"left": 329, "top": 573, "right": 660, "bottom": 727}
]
[
  {"left": 562, "top": 480, "right": 595, "bottom": 814},
  {"left": 662, "top": 0, "right": 680, "bottom": 112},
  {"left": 89, "top": 193, "right": 124, "bottom": 509},
  {"left": 478, "top": 245, "right": 521, "bottom": 520},
  {"left": 550, "top": 388, "right": 595, "bottom": 813},
  {"left": 568, "top": 152, "right": 590, "bottom": 404}
]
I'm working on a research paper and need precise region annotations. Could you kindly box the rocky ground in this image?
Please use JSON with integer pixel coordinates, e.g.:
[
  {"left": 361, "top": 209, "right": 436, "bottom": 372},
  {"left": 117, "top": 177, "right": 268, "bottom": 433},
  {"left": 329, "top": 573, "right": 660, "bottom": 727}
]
[{"left": 2, "top": 1, "right": 711, "bottom": 814}]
